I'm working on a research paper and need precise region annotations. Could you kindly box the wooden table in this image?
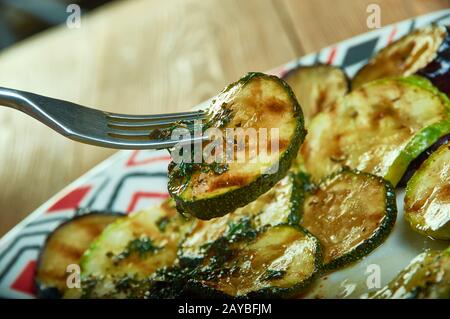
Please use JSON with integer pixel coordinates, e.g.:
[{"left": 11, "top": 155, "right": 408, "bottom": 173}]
[{"left": 0, "top": 0, "right": 448, "bottom": 235}]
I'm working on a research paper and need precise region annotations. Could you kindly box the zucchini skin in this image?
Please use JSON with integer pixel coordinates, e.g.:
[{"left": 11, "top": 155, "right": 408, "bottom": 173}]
[
  {"left": 383, "top": 77, "right": 450, "bottom": 185},
  {"left": 245, "top": 226, "right": 323, "bottom": 299},
  {"left": 370, "top": 248, "right": 450, "bottom": 299},
  {"left": 398, "top": 133, "right": 450, "bottom": 187},
  {"left": 353, "top": 25, "right": 450, "bottom": 96},
  {"left": 35, "top": 212, "right": 123, "bottom": 299},
  {"left": 170, "top": 72, "right": 306, "bottom": 220},
  {"left": 288, "top": 171, "right": 310, "bottom": 225},
  {"left": 185, "top": 224, "right": 322, "bottom": 299},
  {"left": 404, "top": 141, "right": 450, "bottom": 240},
  {"left": 177, "top": 171, "right": 306, "bottom": 266},
  {"left": 417, "top": 26, "right": 450, "bottom": 96},
  {"left": 301, "top": 169, "right": 397, "bottom": 272},
  {"left": 325, "top": 171, "right": 396, "bottom": 271},
  {"left": 173, "top": 143, "right": 300, "bottom": 220}
]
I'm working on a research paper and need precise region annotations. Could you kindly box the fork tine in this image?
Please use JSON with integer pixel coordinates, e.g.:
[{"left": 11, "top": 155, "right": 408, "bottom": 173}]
[
  {"left": 106, "top": 129, "right": 205, "bottom": 148},
  {"left": 107, "top": 128, "right": 154, "bottom": 137},
  {"left": 106, "top": 110, "right": 206, "bottom": 122},
  {"left": 106, "top": 127, "right": 195, "bottom": 139},
  {"left": 102, "top": 135, "right": 205, "bottom": 150},
  {"left": 107, "top": 117, "right": 201, "bottom": 129}
]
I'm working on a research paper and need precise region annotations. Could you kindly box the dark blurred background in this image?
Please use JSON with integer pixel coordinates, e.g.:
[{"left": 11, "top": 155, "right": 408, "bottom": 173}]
[{"left": 0, "top": 0, "right": 114, "bottom": 50}]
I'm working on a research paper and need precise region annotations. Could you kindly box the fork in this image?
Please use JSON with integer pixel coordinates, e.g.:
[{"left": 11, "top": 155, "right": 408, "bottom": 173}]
[{"left": 0, "top": 87, "right": 206, "bottom": 149}]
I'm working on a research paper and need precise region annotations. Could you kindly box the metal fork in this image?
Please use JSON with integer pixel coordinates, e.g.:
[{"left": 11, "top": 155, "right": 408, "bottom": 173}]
[{"left": 0, "top": 87, "right": 206, "bottom": 149}]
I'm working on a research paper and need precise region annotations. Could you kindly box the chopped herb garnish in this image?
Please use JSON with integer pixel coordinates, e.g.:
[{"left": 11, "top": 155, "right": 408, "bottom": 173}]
[
  {"left": 225, "top": 217, "right": 258, "bottom": 243},
  {"left": 263, "top": 269, "right": 286, "bottom": 281},
  {"left": 155, "top": 216, "right": 171, "bottom": 232},
  {"left": 204, "top": 102, "right": 234, "bottom": 130},
  {"left": 115, "top": 275, "right": 138, "bottom": 292},
  {"left": 81, "top": 276, "right": 99, "bottom": 299},
  {"left": 168, "top": 103, "right": 233, "bottom": 183},
  {"left": 111, "top": 236, "right": 161, "bottom": 264}
]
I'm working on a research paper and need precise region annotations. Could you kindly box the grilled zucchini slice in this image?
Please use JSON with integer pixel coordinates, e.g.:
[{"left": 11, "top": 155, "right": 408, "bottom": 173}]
[
  {"left": 405, "top": 142, "right": 450, "bottom": 240},
  {"left": 64, "top": 200, "right": 192, "bottom": 299},
  {"left": 178, "top": 172, "right": 306, "bottom": 264},
  {"left": 301, "top": 76, "right": 450, "bottom": 185},
  {"left": 188, "top": 224, "right": 322, "bottom": 298},
  {"left": 370, "top": 248, "right": 450, "bottom": 299},
  {"left": 398, "top": 134, "right": 450, "bottom": 187},
  {"left": 35, "top": 213, "right": 122, "bottom": 298},
  {"left": 283, "top": 64, "right": 349, "bottom": 124},
  {"left": 168, "top": 72, "right": 306, "bottom": 219},
  {"left": 353, "top": 25, "right": 450, "bottom": 95},
  {"left": 300, "top": 169, "right": 396, "bottom": 271}
]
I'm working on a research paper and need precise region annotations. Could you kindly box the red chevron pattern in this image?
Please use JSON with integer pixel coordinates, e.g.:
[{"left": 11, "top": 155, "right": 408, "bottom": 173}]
[
  {"left": 10, "top": 261, "right": 37, "bottom": 296},
  {"left": 46, "top": 186, "right": 92, "bottom": 213},
  {"left": 126, "top": 150, "right": 171, "bottom": 167},
  {"left": 327, "top": 46, "right": 338, "bottom": 65},
  {"left": 387, "top": 25, "right": 398, "bottom": 44},
  {"left": 126, "top": 191, "right": 170, "bottom": 213}
]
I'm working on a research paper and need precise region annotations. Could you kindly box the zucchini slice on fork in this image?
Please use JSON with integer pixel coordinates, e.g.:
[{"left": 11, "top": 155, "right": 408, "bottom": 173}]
[
  {"left": 300, "top": 169, "right": 396, "bottom": 271},
  {"left": 168, "top": 72, "right": 306, "bottom": 220},
  {"left": 301, "top": 76, "right": 450, "bottom": 185},
  {"left": 187, "top": 224, "right": 322, "bottom": 298},
  {"left": 405, "top": 142, "right": 450, "bottom": 240},
  {"left": 353, "top": 25, "right": 450, "bottom": 96}
]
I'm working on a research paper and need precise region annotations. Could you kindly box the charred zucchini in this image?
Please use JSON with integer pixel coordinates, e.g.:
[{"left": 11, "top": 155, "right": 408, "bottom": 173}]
[
  {"left": 405, "top": 142, "right": 450, "bottom": 240},
  {"left": 35, "top": 213, "right": 122, "bottom": 298},
  {"left": 398, "top": 134, "right": 450, "bottom": 187},
  {"left": 283, "top": 64, "right": 349, "bottom": 124},
  {"left": 300, "top": 169, "right": 396, "bottom": 271},
  {"left": 64, "top": 200, "right": 192, "bottom": 299},
  {"left": 301, "top": 76, "right": 450, "bottom": 185},
  {"left": 353, "top": 25, "right": 450, "bottom": 96},
  {"left": 370, "top": 248, "right": 450, "bottom": 299},
  {"left": 168, "top": 72, "right": 306, "bottom": 219},
  {"left": 188, "top": 224, "right": 322, "bottom": 298},
  {"left": 178, "top": 172, "right": 306, "bottom": 264}
]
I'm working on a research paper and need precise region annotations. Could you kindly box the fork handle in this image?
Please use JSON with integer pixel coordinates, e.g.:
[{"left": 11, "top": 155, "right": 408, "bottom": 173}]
[
  {"left": 0, "top": 87, "right": 33, "bottom": 110},
  {"left": 0, "top": 86, "right": 48, "bottom": 119},
  {"left": 0, "top": 86, "right": 72, "bottom": 134}
]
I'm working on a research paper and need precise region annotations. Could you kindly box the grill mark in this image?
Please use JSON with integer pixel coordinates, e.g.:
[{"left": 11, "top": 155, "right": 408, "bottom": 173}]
[
  {"left": 161, "top": 200, "right": 177, "bottom": 217},
  {"left": 265, "top": 97, "right": 289, "bottom": 113},
  {"left": 46, "top": 241, "right": 85, "bottom": 260},
  {"left": 250, "top": 79, "right": 262, "bottom": 98},
  {"left": 75, "top": 217, "right": 118, "bottom": 238},
  {"left": 208, "top": 173, "right": 251, "bottom": 192},
  {"left": 38, "top": 270, "right": 67, "bottom": 282},
  {"left": 315, "top": 89, "right": 328, "bottom": 114}
]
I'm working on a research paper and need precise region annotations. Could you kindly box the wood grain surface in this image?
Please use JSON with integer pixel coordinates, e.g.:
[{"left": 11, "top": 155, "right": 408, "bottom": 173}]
[{"left": 0, "top": 0, "right": 448, "bottom": 235}]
